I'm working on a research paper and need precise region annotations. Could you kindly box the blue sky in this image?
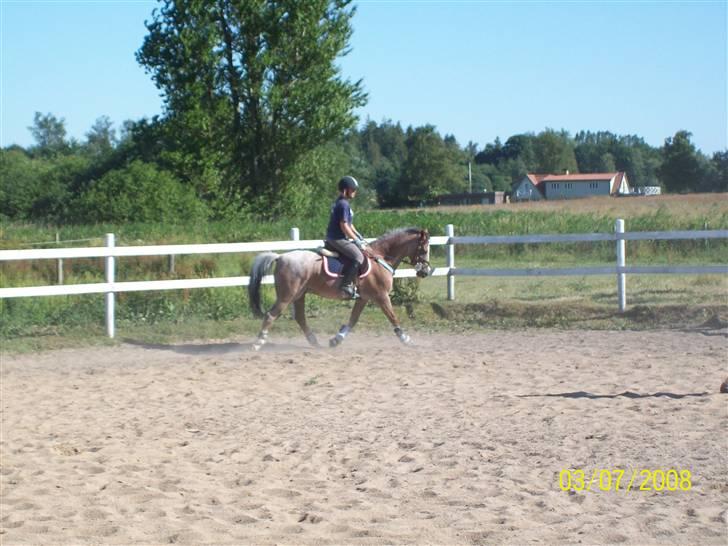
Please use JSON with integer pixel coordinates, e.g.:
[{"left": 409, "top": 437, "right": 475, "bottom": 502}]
[{"left": 2, "top": 0, "right": 726, "bottom": 154}]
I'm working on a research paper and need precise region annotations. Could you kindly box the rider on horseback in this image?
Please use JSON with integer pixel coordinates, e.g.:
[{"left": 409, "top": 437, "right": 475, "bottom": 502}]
[{"left": 325, "top": 175, "right": 368, "bottom": 300}]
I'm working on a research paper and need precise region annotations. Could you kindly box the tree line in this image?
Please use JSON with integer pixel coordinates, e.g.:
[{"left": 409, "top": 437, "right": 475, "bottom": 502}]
[{"left": 2, "top": 0, "right": 726, "bottom": 225}]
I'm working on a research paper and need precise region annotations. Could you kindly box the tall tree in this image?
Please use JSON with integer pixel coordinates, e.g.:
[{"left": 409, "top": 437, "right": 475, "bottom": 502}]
[
  {"left": 359, "top": 120, "right": 407, "bottom": 207},
  {"left": 28, "top": 112, "right": 69, "bottom": 156},
  {"left": 137, "top": 0, "right": 366, "bottom": 214},
  {"left": 501, "top": 134, "right": 537, "bottom": 172},
  {"left": 659, "top": 130, "right": 703, "bottom": 192},
  {"left": 400, "top": 126, "right": 466, "bottom": 203},
  {"left": 85, "top": 116, "right": 117, "bottom": 158},
  {"left": 533, "top": 129, "right": 578, "bottom": 174},
  {"left": 710, "top": 151, "right": 728, "bottom": 192}
]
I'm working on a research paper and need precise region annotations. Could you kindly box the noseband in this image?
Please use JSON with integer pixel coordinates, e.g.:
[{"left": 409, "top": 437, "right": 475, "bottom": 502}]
[{"left": 406, "top": 230, "right": 431, "bottom": 276}]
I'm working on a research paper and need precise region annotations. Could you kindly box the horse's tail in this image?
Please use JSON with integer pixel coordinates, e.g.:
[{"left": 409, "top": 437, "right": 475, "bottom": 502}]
[{"left": 248, "top": 252, "right": 280, "bottom": 318}]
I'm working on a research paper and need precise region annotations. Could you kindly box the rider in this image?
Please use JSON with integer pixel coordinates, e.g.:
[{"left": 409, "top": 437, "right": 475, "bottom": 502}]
[{"left": 325, "top": 175, "right": 368, "bottom": 299}]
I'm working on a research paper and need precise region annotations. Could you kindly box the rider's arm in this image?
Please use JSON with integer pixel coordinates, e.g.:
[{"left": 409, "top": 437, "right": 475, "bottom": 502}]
[{"left": 339, "top": 220, "right": 359, "bottom": 240}]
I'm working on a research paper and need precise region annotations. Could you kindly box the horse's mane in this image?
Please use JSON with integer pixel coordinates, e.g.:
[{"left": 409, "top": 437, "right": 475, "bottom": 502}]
[{"left": 373, "top": 227, "right": 421, "bottom": 245}]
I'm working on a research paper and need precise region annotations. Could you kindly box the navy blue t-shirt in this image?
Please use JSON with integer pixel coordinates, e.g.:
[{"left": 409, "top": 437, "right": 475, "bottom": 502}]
[{"left": 326, "top": 196, "right": 353, "bottom": 240}]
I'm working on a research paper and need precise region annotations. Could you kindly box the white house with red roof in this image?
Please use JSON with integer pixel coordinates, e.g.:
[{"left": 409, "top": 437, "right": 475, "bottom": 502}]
[{"left": 512, "top": 172, "right": 630, "bottom": 201}]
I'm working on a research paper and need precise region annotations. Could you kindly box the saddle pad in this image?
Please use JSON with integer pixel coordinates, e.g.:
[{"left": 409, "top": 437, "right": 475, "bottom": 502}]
[{"left": 322, "top": 256, "right": 372, "bottom": 279}]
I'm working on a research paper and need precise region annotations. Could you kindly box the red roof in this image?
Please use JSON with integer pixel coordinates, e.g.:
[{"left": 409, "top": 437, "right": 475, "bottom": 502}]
[
  {"left": 541, "top": 173, "right": 618, "bottom": 182},
  {"left": 526, "top": 173, "right": 549, "bottom": 185}
]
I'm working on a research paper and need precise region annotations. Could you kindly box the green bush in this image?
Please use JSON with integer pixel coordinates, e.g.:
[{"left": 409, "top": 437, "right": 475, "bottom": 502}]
[
  {"left": 0, "top": 149, "right": 88, "bottom": 222},
  {"left": 390, "top": 278, "right": 421, "bottom": 305},
  {"left": 0, "top": 295, "right": 104, "bottom": 336},
  {"left": 77, "top": 160, "right": 208, "bottom": 223}
]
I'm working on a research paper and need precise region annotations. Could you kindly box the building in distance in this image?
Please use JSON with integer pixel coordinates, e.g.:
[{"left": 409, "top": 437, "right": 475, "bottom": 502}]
[{"left": 512, "top": 172, "right": 633, "bottom": 201}]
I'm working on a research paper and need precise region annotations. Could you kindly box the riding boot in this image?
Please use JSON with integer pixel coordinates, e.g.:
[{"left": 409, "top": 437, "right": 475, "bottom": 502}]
[{"left": 339, "top": 260, "right": 361, "bottom": 299}]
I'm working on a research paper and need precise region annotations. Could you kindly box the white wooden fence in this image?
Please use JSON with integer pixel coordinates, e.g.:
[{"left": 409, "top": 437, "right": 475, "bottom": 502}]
[{"left": 1, "top": 220, "right": 726, "bottom": 338}]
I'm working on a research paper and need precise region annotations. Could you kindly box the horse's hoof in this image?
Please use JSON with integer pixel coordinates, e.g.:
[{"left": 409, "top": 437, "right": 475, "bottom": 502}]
[
  {"left": 394, "top": 327, "right": 412, "bottom": 345},
  {"left": 252, "top": 331, "right": 268, "bottom": 352},
  {"left": 329, "top": 335, "right": 343, "bottom": 348}
]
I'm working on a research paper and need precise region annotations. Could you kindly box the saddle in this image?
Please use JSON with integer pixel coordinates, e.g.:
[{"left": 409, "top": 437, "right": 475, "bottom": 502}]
[{"left": 316, "top": 245, "right": 372, "bottom": 279}]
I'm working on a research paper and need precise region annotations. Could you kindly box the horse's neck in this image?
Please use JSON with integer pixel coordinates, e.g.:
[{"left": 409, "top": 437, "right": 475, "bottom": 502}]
[{"left": 373, "top": 236, "right": 412, "bottom": 266}]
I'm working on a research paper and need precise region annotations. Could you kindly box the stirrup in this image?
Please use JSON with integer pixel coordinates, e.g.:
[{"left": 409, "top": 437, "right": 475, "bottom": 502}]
[{"left": 340, "top": 284, "right": 360, "bottom": 300}]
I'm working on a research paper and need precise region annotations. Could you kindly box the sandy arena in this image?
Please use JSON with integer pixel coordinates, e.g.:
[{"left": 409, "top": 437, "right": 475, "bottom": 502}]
[{"left": 1, "top": 330, "right": 726, "bottom": 545}]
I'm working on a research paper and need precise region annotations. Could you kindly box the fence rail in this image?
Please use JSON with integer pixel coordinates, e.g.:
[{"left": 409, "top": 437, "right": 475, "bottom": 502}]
[{"left": 1, "top": 220, "right": 726, "bottom": 338}]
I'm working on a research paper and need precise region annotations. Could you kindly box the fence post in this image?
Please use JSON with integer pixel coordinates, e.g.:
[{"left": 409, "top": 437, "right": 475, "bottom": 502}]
[
  {"left": 616, "top": 219, "right": 626, "bottom": 312},
  {"left": 446, "top": 224, "right": 455, "bottom": 301},
  {"left": 105, "top": 233, "right": 115, "bottom": 338},
  {"left": 56, "top": 232, "right": 64, "bottom": 285}
]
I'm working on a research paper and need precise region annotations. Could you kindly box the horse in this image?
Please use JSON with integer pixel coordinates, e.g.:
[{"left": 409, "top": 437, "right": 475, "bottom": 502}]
[{"left": 247, "top": 228, "right": 433, "bottom": 350}]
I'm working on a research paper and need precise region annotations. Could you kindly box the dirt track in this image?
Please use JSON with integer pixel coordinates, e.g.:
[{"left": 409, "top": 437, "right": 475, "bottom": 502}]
[{"left": 1, "top": 330, "right": 727, "bottom": 544}]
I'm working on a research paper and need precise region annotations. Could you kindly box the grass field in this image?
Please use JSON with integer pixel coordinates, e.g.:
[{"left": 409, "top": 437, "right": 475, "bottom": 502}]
[
  {"left": 1, "top": 193, "right": 727, "bottom": 352},
  {"left": 426, "top": 192, "right": 728, "bottom": 219}
]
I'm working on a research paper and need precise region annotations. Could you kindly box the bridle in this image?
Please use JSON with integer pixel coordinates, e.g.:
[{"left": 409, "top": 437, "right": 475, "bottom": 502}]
[{"left": 400, "top": 230, "right": 432, "bottom": 278}]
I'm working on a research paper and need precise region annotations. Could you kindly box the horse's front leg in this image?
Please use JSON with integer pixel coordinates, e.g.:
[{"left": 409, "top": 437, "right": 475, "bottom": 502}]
[
  {"left": 329, "top": 298, "right": 368, "bottom": 348},
  {"left": 373, "top": 293, "right": 412, "bottom": 345}
]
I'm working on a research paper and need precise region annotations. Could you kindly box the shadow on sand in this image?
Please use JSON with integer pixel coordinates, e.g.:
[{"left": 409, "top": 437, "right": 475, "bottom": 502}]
[
  {"left": 518, "top": 390, "right": 710, "bottom": 400},
  {"left": 121, "top": 338, "right": 309, "bottom": 355}
]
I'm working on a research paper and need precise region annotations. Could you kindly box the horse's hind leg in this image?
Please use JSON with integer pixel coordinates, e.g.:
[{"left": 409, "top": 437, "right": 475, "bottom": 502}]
[
  {"left": 293, "top": 294, "right": 320, "bottom": 347},
  {"left": 251, "top": 254, "right": 310, "bottom": 351},
  {"left": 252, "top": 299, "right": 289, "bottom": 351}
]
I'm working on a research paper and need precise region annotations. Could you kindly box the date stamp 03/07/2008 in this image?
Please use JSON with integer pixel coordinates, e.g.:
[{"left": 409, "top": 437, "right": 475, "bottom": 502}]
[{"left": 559, "top": 469, "right": 692, "bottom": 493}]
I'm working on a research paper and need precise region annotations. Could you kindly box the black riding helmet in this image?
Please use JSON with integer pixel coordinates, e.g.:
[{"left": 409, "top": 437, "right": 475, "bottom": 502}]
[{"left": 338, "top": 175, "right": 359, "bottom": 192}]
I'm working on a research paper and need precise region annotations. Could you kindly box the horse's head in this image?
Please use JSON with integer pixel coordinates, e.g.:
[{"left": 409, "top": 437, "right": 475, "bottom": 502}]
[
  {"left": 409, "top": 229, "right": 433, "bottom": 278},
  {"left": 371, "top": 228, "right": 433, "bottom": 277}
]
